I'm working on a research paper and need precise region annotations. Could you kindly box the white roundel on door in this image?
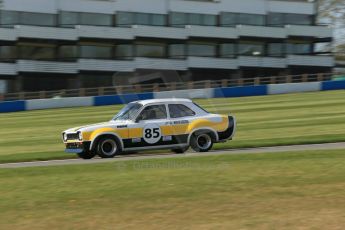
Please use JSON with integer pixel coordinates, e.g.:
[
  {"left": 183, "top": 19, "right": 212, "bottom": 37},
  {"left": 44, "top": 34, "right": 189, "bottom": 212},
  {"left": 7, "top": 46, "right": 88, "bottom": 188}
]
[{"left": 143, "top": 124, "right": 162, "bottom": 144}]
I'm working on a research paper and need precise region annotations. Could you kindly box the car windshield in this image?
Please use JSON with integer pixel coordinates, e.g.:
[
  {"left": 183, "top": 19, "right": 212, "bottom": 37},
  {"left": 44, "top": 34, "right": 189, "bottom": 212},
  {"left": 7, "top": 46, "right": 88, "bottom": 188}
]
[{"left": 112, "top": 103, "right": 143, "bottom": 121}]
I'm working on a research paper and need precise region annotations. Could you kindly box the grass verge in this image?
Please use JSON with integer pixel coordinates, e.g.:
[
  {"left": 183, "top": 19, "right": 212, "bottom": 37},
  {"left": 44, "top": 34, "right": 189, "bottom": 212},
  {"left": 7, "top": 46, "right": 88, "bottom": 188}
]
[
  {"left": 1, "top": 90, "right": 345, "bottom": 163},
  {"left": 1, "top": 149, "right": 345, "bottom": 229}
]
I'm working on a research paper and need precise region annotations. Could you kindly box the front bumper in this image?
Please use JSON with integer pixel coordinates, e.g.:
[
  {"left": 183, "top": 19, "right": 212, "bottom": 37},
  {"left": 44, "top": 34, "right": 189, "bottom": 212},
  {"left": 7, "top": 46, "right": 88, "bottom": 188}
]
[{"left": 64, "top": 141, "right": 91, "bottom": 154}]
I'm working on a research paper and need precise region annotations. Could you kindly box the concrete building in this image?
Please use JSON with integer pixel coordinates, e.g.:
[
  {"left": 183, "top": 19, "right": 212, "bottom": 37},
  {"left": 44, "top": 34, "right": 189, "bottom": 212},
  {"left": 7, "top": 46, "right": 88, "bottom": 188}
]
[{"left": 0, "top": 0, "right": 334, "bottom": 93}]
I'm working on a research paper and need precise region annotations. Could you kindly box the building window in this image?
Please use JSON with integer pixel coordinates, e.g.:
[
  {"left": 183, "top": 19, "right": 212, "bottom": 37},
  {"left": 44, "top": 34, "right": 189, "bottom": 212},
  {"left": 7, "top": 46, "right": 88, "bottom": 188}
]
[
  {"left": 220, "top": 12, "right": 236, "bottom": 27},
  {"left": 117, "top": 12, "right": 133, "bottom": 27},
  {"left": 221, "top": 12, "right": 265, "bottom": 26},
  {"left": 59, "top": 11, "right": 113, "bottom": 27},
  {"left": 0, "top": 10, "right": 56, "bottom": 27},
  {"left": 220, "top": 43, "right": 236, "bottom": 58},
  {"left": 20, "top": 12, "right": 56, "bottom": 27},
  {"left": 169, "top": 44, "right": 185, "bottom": 59},
  {"left": 188, "top": 42, "right": 216, "bottom": 57},
  {"left": 0, "top": 11, "right": 19, "bottom": 27},
  {"left": 285, "top": 14, "right": 312, "bottom": 25},
  {"left": 59, "top": 45, "right": 77, "bottom": 59},
  {"left": 170, "top": 12, "right": 216, "bottom": 26},
  {"left": 169, "top": 12, "right": 186, "bottom": 27},
  {"left": 80, "top": 44, "right": 113, "bottom": 59},
  {"left": 152, "top": 14, "right": 165, "bottom": 26},
  {"left": 117, "top": 12, "right": 166, "bottom": 27},
  {"left": 59, "top": 11, "right": 78, "bottom": 27},
  {"left": 287, "top": 42, "right": 312, "bottom": 54},
  {"left": 81, "top": 74, "right": 113, "bottom": 88},
  {"left": 268, "top": 13, "right": 313, "bottom": 26},
  {"left": 136, "top": 13, "right": 150, "bottom": 25},
  {"left": 268, "top": 43, "right": 284, "bottom": 57},
  {"left": 238, "top": 13, "right": 265, "bottom": 26},
  {"left": 136, "top": 42, "right": 166, "bottom": 58},
  {"left": 267, "top": 13, "right": 284, "bottom": 26},
  {"left": 238, "top": 41, "right": 264, "bottom": 56},
  {"left": 18, "top": 43, "right": 56, "bottom": 60},
  {"left": 116, "top": 44, "right": 133, "bottom": 59},
  {"left": 79, "top": 12, "right": 113, "bottom": 26},
  {"left": 0, "top": 46, "right": 16, "bottom": 61}
]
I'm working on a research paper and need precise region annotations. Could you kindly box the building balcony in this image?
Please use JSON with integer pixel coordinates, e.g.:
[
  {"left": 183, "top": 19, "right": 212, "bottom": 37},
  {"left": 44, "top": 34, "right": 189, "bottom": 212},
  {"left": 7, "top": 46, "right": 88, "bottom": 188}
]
[
  {"left": 77, "top": 26, "right": 133, "bottom": 40},
  {"left": 238, "top": 56, "right": 287, "bottom": 68},
  {"left": 135, "top": 58, "right": 187, "bottom": 70},
  {"left": 287, "top": 55, "right": 334, "bottom": 67},
  {"left": 16, "top": 25, "right": 77, "bottom": 41},
  {"left": 0, "top": 28, "right": 16, "bottom": 41},
  {"left": 238, "top": 25, "right": 286, "bottom": 39},
  {"left": 0, "top": 63, "right": 16, "bottom": 75},
  {"left": 188, "top": 25, "right": 238, "bottom": 39},
  {"left": 188, "top": 57, "right": 238, "bottom": 69},
  {"left": 134, "top": 26, "right": 187, "bottom": 40},
  {"left": 286, "top": 25, "right": 332, "bottom": 39},
  {"left": 17, "top": 60, "right": 78, "bottom": 73},
  {"left": 78, "top": 59, "right": 134, "bottom": 72}
]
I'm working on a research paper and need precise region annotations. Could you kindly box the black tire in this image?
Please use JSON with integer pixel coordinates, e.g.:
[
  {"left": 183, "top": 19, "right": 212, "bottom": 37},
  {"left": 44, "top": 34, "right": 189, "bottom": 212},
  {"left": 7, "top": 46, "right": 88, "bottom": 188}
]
[
  {"left": 97, "top": 136, "right": 120, "bottom": 158},
  {"left": 190, "top": 132, "right": 213, "bottom": 152},
  {"left": 77, "top": 151, "right": 96, "bottom": 159},
  {"left": 171, "top": 146, "right": 189, "bottom": 154}
]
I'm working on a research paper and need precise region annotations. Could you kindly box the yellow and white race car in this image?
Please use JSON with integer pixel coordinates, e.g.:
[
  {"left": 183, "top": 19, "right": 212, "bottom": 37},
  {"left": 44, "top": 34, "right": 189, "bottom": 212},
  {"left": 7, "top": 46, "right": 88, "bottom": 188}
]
[{"left": 62, "top": 98, "right": 236, "bottom": 159}]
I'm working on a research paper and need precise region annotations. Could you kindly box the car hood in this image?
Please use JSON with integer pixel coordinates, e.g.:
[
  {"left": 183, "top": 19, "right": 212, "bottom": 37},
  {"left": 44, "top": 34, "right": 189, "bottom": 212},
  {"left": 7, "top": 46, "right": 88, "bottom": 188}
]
[{"left": 64, "top": 120, "right": 131, "bottom": 133}]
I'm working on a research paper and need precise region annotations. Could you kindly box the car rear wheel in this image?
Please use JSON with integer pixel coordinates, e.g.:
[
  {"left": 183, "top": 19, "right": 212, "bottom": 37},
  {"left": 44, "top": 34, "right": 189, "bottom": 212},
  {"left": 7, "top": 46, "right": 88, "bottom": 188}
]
[
  {"left": 190, "top": 133, "right": 213, "bottom": 152},
  {"left": 77, "top": 151, "right": 96, "bottom": 159},
  {"left": 171, "top": 146, "right": 189, "bottom": 154},
  {"left": 97, "top": 137, "right": 120, "bottom": 158}
]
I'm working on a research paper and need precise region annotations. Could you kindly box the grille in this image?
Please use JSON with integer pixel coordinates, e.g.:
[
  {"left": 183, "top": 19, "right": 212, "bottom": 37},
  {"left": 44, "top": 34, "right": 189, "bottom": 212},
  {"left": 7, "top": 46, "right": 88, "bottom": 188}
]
[{"left": 67, "top": 133, "right": 79, "bottom": 140}]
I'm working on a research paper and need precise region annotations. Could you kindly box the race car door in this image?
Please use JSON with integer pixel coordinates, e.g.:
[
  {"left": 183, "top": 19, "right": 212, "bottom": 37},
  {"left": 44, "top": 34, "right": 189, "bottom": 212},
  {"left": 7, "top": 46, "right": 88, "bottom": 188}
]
[{"left": 127, "top": 104, "right": 171, "bottom": 148}]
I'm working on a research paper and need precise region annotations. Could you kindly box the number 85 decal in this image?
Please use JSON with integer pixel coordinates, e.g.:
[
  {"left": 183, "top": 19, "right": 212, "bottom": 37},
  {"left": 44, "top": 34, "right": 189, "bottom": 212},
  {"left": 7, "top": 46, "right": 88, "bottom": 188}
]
[{"left": 143, "top": 124, "right": 162, "bottom": 144}]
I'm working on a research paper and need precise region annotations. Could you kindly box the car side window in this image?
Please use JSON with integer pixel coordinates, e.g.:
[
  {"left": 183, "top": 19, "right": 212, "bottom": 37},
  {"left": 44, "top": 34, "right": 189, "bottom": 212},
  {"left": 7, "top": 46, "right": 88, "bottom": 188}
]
[
  {"left": 169, "top": 104, "right": 196, "bottom": 118},
  {"left": 137, "top": 104, "right": 167, "bottom": 121}
]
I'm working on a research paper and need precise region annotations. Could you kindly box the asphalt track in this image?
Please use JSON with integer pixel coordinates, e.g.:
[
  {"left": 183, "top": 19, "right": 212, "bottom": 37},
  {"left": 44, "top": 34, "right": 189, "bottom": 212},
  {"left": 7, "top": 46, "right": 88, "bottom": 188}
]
[{"left": 1, "top": 142, "right": 345, "bottom": 169}]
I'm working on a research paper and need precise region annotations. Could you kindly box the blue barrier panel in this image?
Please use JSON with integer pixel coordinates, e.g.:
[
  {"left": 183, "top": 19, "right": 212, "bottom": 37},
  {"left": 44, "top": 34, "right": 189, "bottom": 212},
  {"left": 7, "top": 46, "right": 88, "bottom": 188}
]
[
  {"left": 94, "top": 93, "right": 154, "bottom": 106},
  {"left": 214, "top": 85, "right": 267, "bottom": 98},
  {"left": 322, "top": 80, "right": 345, "bottom": 91},
  {"left": 0, "top": 100, "right": 26, "bottom": 113}
]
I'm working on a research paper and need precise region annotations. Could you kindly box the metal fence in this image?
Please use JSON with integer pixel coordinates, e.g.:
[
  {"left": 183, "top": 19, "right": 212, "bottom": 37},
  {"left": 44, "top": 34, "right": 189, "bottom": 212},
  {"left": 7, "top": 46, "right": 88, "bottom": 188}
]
[{"left": 0, "top": 72, "right": 335, "bottom": 101}]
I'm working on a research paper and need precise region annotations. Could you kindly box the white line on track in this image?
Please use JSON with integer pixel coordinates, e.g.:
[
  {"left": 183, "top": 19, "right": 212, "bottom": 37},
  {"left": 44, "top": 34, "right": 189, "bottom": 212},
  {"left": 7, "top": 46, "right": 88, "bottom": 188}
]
[{"left": 1, "top": 142, "right": 345, "bottom": 169}]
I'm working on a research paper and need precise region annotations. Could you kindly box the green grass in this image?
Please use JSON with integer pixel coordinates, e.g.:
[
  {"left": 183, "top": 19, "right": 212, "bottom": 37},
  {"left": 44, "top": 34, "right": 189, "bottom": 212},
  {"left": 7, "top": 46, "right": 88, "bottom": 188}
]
[
  {"left": 1, "top": 149, "right": 345, "bottom": 229},
  {"left": 1, "top": 90, "right": 345, "bottom": 163}
]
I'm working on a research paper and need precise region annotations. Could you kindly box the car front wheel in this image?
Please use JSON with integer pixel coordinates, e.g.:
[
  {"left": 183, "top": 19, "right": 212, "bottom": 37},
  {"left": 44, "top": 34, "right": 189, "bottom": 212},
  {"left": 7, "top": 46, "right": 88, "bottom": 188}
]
[
  {"left": 97, "top": 137, "right": 120, "bottom": 158},
  {"left": 190, "top": 133, "right": 213, "bottom": 152}
]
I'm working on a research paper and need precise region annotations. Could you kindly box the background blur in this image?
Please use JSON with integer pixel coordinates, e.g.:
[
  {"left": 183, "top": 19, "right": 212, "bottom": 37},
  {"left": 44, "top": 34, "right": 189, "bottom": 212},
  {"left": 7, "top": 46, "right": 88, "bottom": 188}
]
[{"left": 0, "top": 0, "right": 343, "bottom": 98}]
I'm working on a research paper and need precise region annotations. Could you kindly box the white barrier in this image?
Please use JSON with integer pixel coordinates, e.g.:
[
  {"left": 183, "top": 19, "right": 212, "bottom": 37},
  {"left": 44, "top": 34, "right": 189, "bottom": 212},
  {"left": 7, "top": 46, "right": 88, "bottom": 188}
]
[
  {"left": 268, "top": 82, "right": 321, "bottom": 95},
  {"left": 154, "top": 88, "right": 214, "bottom": 99},
  {"left": 26, "top": 97, "right": 93, "bottom": 110}
]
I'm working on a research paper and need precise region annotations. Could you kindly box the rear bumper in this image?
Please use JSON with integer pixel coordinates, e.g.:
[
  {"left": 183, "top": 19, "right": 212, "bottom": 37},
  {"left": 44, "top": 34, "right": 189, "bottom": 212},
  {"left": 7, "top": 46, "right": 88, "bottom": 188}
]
[
  {"left": 217, "top": 116, "right": 236, "bottom": 142},
  {"left": 64, "top": 141, "right": 91, "bottom": 154}
]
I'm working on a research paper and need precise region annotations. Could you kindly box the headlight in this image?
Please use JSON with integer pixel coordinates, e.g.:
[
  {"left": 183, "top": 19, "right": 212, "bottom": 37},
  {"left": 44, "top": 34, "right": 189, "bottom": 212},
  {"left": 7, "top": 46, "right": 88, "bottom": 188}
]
[
  {"left": 78, "top": 131, "right": 83, "bottom": 141},
  {"left": 62, "top": 133, "right": 67, "bottom": 142}
]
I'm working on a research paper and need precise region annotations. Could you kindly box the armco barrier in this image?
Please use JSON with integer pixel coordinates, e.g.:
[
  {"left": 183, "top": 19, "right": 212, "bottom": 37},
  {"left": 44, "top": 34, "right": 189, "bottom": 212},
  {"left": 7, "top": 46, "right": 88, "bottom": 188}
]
[
  {"left": 322, "top": 80, "right": 345, "bottom": 91},
  {"left": 0, "top": 100, "right": 26, "bottom": 113},
  {"left": 268, "top": 82, "right": 321, "bottom": 95},
  {"left": 0, "top": 80, "right": 344, "bottom": 113},
  {"left": 26, "top": 97, "right": 93, "bottom": 110},
  {"left": 214, "top": 85, "right": 267, "bottom": 98}
]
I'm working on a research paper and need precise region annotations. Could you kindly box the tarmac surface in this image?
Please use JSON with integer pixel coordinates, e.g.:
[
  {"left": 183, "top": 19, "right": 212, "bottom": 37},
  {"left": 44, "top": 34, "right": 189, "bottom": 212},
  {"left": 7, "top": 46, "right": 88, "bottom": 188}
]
[{"left": 1, "top": 142, "right": 344, "bottom": 169}]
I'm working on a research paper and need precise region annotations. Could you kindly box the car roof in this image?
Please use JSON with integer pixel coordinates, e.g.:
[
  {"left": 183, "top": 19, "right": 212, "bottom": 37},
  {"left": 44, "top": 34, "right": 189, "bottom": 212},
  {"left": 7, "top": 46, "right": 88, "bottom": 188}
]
[{"left": 134, "top": 98, "right": 192, "bottom": 106}]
